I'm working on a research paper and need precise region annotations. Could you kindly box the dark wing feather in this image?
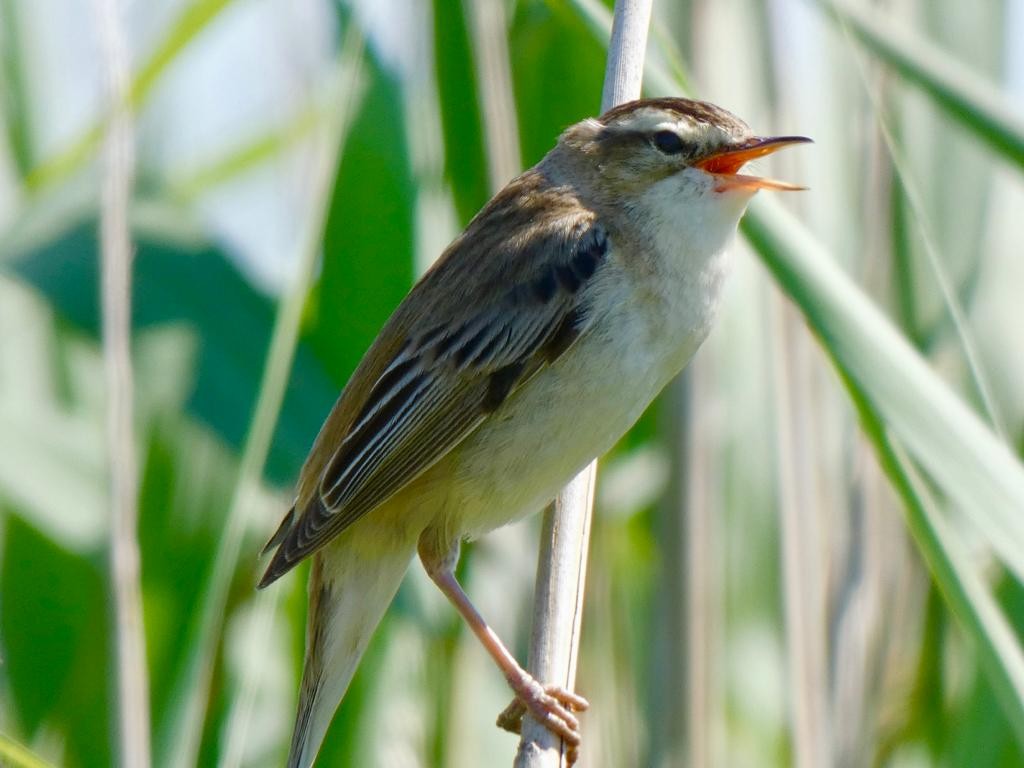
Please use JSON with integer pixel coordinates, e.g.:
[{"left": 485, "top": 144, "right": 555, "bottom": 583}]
[{"left": 259, "top": 175, "right": 609, "bottom": 587}]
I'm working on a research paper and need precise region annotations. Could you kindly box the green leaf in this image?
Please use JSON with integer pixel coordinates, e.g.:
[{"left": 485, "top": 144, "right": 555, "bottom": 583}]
[
  {"left": 841, "top": 371, "right": 1024, "bottom": 751},
  {"left": 0, "top": 734, "right": 58, "bottom": 768},
  {"left": 743, "top": 197, "right": 1024, "bottom": 576},
  {"left": 0, "top": 514, "right": 112, "bottom": 768},
  {"left": 0, "top": 393, "right": 108, "bottom": 552},
  {"left": 9, "top": 214, "right": 335, "bottom": 483},
  {"left": 8, "top": 216, "right": 337, "bottom": 485},
  {"left": 510, "top": 0, "right": 606, "bottom": 167},
  {"left": 282, "top": 44, "right": 417, "bottom": 765},
  {"left": 816, "top": 0, "right": 1024, "bottom": 168},
  {"left": 0, "top": 0, "right": 33, "bottom": 176},
  {"left": 135, "top": 422, "right": 238, "bottom": 745},
  {"left": 308, "top": 52, "right": 415, "bottom": 385},
  {"left": 943, "top": 580, "right": 1024, "bottom": 767},
  {"left": 166, "top": 107, "right": 321, "bottom": 202},
  {"left": 433, "top": 0, "right": 490, "bottom": 225}
]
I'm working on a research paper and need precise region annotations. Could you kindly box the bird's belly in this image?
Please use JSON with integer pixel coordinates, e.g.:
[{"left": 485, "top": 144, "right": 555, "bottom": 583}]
[{"left": 426, "top": 278, "right": 716, "bottom": 542}]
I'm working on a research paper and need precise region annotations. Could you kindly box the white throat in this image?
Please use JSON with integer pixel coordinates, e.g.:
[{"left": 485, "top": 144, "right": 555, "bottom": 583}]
[
  {"left": 638, "top": 167, "right": 755, "bottom": 268},
  {"left": 627, "top": 167, "right": 756, "bottom": 374}
]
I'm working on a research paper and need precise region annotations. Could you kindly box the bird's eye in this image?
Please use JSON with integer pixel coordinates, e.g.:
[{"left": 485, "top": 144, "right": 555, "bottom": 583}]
[{"left": 652, "top": 130, "right": 684, "bottom": 154}]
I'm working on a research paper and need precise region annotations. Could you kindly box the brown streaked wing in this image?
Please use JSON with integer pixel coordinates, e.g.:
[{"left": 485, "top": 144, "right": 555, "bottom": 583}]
[{"left": 258, "top": 174, "right": 610, "bottom": 586}]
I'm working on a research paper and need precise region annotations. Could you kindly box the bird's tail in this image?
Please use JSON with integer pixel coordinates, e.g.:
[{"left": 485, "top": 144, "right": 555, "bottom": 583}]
[{"left": 285, "top": 525, "right": 414, "bottom": 768}]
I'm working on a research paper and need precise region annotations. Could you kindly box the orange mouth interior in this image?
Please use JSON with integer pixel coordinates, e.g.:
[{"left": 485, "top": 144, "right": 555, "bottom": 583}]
[{"left": 696, "top": 136, "right": 811, "bottom": 191}]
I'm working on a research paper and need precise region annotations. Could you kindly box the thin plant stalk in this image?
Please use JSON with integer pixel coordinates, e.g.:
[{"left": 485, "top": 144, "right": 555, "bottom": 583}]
[
  {"left": 213, "top": 29, "right": 367, "bottom": 768},
  {"left": 684, "top": 363, "right": 713, "bottom": 768},
  {"left": 218, "top": 585, "right": 282, "bottom": 768},
  {"left": 771, "top": 295, "right": 831, "bottom": 768},
  {"left": 515, "top": 0, "right": 652, "bottom": 765},
  {"left": 564, "top": 0, "right": 680, "bottom": 98},
  {"left": 841, "top": 371, "right": 1024, "bottom": 748},
  {"left": 651, "top": 367, "right": 712, "bottom": 768},
  {"left": 464, "top": 0, "right": 522, "bottom": 189},
  {"left": 158, "top": 29, "right": 366, "bottom": 768},
  {"left": 516, "top": 473, "right": 597, "bottom": 768},
  {"left": 94, "top": 0, "right": 150, "bottom": 765},
  {"left": 600, "top": 0, "right": 653, "bottom": 113}
]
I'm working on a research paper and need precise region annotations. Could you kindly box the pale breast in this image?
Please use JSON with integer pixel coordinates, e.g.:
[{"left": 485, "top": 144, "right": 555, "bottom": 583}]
[{"left": 426, "top": 238, "right": 733, "bottom": 543}]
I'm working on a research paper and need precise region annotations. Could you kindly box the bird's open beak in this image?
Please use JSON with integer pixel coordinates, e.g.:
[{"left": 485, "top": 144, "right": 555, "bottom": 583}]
[{"left": 696, "top": 135, "right": 812, "bottom": 192}]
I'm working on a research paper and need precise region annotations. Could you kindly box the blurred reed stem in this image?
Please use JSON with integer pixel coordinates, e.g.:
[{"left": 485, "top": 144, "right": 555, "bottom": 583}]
[
  {"left": 651, "top": 375, "right": 690, "bottom": 768},
  {"left": 841, "top": 371, "right": 1024, "bottom": 748},
  {"left": 771, "top": 292, "right": 831, "bottom": 768},
  {"left": 465, "top": 0, "right": 522, "bottom": 188},
  {"left": 93, "top": 0, "right": 150, "bottom": 765},
  {"left": 838, "top": 20, "right": 1008, "bottom": 440},
  {"left": 684, "top": 362, "right": 715, "bottom": 768},
  {"left": 157, "top": 28, "right": 366, "bottom": 768}
]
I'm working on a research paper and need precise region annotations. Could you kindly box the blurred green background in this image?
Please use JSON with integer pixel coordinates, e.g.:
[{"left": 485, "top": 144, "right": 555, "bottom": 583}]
[{"left": 1, "top": 0, "right": 1024, "bottom": 766}]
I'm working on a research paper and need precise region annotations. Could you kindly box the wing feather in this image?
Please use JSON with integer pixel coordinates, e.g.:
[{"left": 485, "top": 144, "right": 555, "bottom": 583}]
[{"left": 259, "top": 173, "right": 610, "bottom": 586}]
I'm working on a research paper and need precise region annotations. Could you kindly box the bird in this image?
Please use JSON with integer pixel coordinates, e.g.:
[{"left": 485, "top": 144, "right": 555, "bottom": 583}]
[{"left": 258, "top": 96, "right": 809, "bottom": 767}]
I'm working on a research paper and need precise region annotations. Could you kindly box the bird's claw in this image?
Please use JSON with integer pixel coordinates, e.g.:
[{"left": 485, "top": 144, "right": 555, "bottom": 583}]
[{"left": 496, "top": 679, "right": 589, "bottom": 763}]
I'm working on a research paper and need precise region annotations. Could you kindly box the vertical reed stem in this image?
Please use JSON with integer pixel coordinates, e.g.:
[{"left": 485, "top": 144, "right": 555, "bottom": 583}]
[
  {"left": 94, "top": 0, "right": 150, "bottom": 764},
  {"left": 515, "top": 1, "right": 652, "bottom": 765}
]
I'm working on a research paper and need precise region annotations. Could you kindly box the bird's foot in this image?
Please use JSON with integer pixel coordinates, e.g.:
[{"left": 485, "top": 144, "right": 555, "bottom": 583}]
[{"left": 496, "top": 676, "right": 589, "bottom": 763}]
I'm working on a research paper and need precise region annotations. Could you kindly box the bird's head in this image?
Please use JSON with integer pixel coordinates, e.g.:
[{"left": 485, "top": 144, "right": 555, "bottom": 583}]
[
  {"left": 549, "top": 98, "right": 809, "bottom": 260},
  {"left": 557, "top": 97, "right": 810, "bottom": 201}
]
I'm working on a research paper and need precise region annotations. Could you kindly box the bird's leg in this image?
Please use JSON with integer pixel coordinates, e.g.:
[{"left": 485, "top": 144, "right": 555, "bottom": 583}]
[{"left": 417, "top": 535, "right": 589, "bottom": 750}]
